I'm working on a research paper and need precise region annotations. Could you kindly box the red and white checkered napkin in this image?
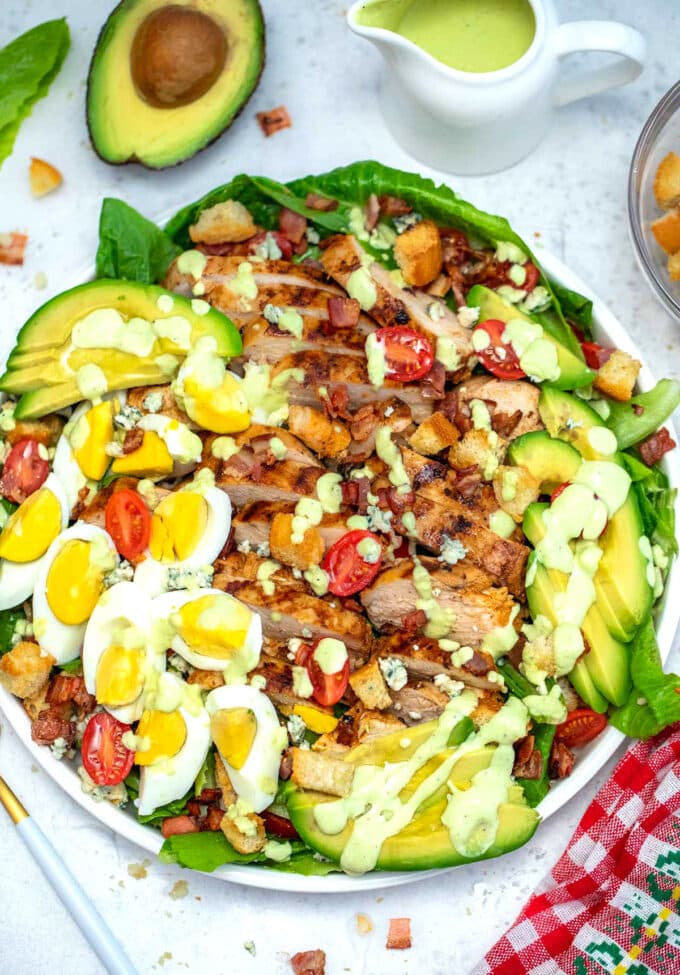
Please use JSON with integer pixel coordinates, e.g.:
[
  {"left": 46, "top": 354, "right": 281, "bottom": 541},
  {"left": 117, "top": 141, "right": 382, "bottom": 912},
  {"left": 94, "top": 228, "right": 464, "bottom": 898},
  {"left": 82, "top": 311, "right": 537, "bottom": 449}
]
[{"left": 470, "top": 725, "right": 680, "bottom": 975}]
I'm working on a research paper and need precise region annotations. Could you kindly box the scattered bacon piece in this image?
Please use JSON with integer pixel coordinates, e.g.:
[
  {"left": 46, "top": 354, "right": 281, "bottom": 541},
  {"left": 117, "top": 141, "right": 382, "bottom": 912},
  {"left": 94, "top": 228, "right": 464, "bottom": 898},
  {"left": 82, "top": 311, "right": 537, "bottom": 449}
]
[
  {"left": 638, "top": 426, "right": 676, "bottom": 466},
  {"left": 549, "top": 740, "right": 575, "bottom": 779},
  {"left": 122, "top": 427, "right": 144, "bottom": 454},
  {"left": 378, "top": 194, "right": 412, "bottom": 217},
  {"left": 31, "top": 704, "right": 74, "bottom": 747},
  {"left": 402, "top": 609, "right": 427, "bottom": 634},
  {"left": 195, "top": 788, "right": 221, "bottom": 804},
  {"left": 421, "top": 360, "right": 446, "bottom": 399},
  {"left": 201, "top": 807, "right": 225, "bottom": 832},
  {"left": 513, "top": 735, "right": 543, "bottom": 779},
  {"left": 365, "top": 193, "right": 380, "bottom": 231},
  {"left": 327, "top": 296, "right": 360, "bottom": 329},
  {"left": 0, "top": 232, "right": 28, "bottom": 265},
  {"left": 256, "top": 105, "right": 292, "bottom": 137},
  {"left": 161, "top": 815, "right": 199, "bottom": 838},
  {"left": 386, "top": 486, "right": 414, "bottom": 516},
  {"left": 632, "top": 403, "right": 645, "bottom": 416},
  {"left": 462, "top": 651, "right": 493, "bottom": 677},
  {"left": 46, "top": 674, "right": 96, "bottom": 713},
  {"left": 279, "top": 208, "right": 308, "bottom": 244},
  {"left": 322, "top": 385, "right": 352, "bottom": 421},
  {"left": 291, "top": 949, "right": 326, "bottom": 975},
  {"left": 29, "top": 157, "right": 62, "bottom": 198},
  {"left": 386, "top": 918, "right": 412, "bottom": 950},
  {"left": 492, "top": 409, "right": 523, "bottom": 438},
  {"left": 304, "top": 192, "right": 338, "bottom": 212}
]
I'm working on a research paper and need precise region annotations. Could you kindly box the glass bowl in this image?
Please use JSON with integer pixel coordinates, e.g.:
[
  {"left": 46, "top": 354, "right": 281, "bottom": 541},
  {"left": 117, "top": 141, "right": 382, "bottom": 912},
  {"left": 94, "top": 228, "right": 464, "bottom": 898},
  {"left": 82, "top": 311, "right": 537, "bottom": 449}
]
[{"left": 629, "top": 80, "right": 680, "bottom": 320}]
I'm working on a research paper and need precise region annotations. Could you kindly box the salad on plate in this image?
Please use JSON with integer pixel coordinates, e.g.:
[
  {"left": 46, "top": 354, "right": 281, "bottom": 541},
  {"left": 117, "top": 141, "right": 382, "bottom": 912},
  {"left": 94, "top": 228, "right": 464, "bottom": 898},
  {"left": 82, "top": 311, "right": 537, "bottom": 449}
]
[{"left": 0, "top": 162, "right": 678, "bottom": 878}]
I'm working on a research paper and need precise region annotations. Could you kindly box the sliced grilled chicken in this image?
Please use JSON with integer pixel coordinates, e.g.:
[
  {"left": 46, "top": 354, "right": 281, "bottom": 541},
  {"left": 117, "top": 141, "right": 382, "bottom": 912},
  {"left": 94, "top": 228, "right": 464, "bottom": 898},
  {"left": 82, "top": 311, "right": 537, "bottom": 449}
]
[
  {"left": 229, "top": 424, "right": 322, "bottom": 467},
  {"left": 389, "top": 682, "right": 450, "bottom": 724},
  {"left": 213, "top": 553, "right": 372, "bottom": 656},
  {"left": 202, "top": 437, "right": 325, "bottom": 507},
  {"left": 270, "top": 351, "right": 434, "bottom": 423},
  {"left": 321, "top": 234, "right": 475, "bottom": 360},
  {"left": 126, "top": 385, "right": 196, "bottom": 427},
  {"left": 313, "top": 703, "right": 406, "bottom": 752},
  {"left": 242, "top": 316, "right": 373, "bottom": 363},
  {"left": 375, "top": 631, "right": 499, "bottom": 690},
  {"left": 455, "top": 376, "right": 543, "bottom": 439},
  {"left": 361, "top": 558, "right": 518, "bottom": 647},
  {"left": 233, "top": 501, "right": 348, "bottom": 554}
]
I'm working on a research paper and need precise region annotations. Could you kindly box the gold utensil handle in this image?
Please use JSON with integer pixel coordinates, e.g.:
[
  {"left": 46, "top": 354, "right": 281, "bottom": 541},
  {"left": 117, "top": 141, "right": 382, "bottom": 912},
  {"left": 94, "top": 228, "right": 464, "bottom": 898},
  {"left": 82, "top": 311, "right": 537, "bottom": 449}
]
[{"left": 0, "top": 775, "right": 28, "bottom": 824}]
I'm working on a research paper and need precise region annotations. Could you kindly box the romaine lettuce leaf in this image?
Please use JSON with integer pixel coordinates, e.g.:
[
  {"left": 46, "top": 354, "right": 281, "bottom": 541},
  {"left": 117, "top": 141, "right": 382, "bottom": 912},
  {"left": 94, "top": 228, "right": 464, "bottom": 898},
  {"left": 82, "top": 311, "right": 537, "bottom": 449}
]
[
  {"left": 0, "top": 609, "right": 22, "bottom": 655},
  {"left": 96, "top": 198, "right": 181, "bottom": 284},
  {"left": 159, "top": 832, "right": 342, "bottom": 875},
  {"left": 610, "top": 618, "right": 680, "bottom": 739}
]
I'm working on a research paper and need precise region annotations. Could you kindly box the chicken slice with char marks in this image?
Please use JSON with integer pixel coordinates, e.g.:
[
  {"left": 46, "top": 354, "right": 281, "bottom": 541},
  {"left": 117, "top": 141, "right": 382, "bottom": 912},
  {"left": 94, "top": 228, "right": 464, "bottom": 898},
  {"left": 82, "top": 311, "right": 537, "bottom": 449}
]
[
  {"left": 455, "top": 376, "right": 543, "bottom": 439},
  {"left": 233, "top": 501, "right": 348, "bottom": 555}
]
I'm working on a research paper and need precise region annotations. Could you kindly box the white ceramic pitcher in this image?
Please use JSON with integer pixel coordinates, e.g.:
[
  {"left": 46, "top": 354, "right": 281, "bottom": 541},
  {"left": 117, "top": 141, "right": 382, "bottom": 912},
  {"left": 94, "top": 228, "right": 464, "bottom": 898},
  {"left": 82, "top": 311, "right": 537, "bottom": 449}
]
[{"left": 347, "top": 0, "right": 646, "bottom": 175}]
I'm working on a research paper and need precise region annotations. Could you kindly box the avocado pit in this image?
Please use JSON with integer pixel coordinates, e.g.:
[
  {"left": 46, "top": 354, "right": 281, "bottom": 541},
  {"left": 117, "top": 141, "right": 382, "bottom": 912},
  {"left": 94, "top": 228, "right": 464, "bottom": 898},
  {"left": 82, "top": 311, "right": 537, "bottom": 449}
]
[{"left": 130, "top": 5, "right": 228, "bottom": 108}]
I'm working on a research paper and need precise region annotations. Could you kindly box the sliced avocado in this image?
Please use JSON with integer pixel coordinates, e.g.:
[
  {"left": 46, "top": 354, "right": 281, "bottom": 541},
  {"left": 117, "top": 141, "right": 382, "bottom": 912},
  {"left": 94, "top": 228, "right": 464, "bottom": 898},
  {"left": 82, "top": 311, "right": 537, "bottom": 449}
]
[
  {"left": 569, "top": 659, "right": 609, "bottom": 714},
  {"left": 467, "top": 285, "right": 594, "bottom": 390},
  {"left": 538, "top": 388, "right": 653, "bottom": 640},
  {"left": 286, "top": 725, "right": 539, "bottom": 871},
  {"left": 524, "top": 504, "right": 631, "bottom": 706},
  {"left": 507, "top": 430, "right": 582, "bottom": 492},
  {"left": 87, "top": 0, "right": 265, "bottom": 169}
]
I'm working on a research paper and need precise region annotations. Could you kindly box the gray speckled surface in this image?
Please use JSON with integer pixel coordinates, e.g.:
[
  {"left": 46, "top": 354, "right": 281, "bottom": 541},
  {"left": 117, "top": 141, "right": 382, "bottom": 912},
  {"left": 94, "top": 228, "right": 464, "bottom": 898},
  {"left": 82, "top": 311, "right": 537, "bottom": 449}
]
[{"left": 0, "top": 2, "right": 678, "bottom": 974}]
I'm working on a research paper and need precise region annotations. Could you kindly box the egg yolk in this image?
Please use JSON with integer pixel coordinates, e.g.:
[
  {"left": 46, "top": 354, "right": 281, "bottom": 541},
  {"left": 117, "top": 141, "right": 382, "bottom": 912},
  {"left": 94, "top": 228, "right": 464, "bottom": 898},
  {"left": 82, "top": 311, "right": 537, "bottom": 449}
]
[
  {"left": 110, "top": 430, "right": 174, "bottom": 478},
  {"left": 184, "top": 373, "right": 250, "bottom": 434},
  {"left": 0, "top": 487, "right": 62, "bottom": 563},
  {"left": 46, "top": 539, "right": 106, "bottom": 624},
  {"left": 211, "top": 707, "right": 257, "bottom": 770},
  {"left": 95, "top": 644, "right": 145, "bottom": 707},
  {"left": 149, "top": 492, "right": 208, "bottom": 562},
  {"left": 135, "top": 709, "right": 187, "bottom": 766},
  {"left": 176, "top": 593, "right": 252, "bottom": 658},
  {"left": 73, "top": 401, "right": 115, "bottom": 480}
]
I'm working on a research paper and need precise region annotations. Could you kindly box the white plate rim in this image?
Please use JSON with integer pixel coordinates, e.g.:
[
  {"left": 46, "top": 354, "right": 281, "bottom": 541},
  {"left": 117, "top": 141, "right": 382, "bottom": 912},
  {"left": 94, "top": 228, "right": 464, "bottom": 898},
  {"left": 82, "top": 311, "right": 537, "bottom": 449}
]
[{"left": 1, "top": 245, "right": 678, "bottom": 893}]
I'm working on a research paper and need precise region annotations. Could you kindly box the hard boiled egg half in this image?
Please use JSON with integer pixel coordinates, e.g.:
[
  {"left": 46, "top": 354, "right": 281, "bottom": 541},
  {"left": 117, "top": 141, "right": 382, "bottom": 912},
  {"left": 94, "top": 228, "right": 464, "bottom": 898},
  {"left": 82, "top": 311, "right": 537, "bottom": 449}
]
[
  {"left": 133, "top": 471, "right": 231, "bottom": 596},
  {"left": 172, "top": 335, "right": 250, "bottom": 434},
  {"left": 152, "top": 588, "right": 262, "bottom": 678},
  {"left": 134, "top": 671, "right": 211, "bottom": 817},
  {"left": 53, "top": 397, "right": 121, "bottom": 509},
  {"left": 0, "top": 474, "right": 69, "bottom": 610},
  {"left": 206, "top": 684, "right": 287, "bottom": 813},
  {"left": 32, "top": 522, "right": 119, "bottom": 664},
  {"left": 82, "top": 581, "right": 164, "bottom": 723},
  {"left": 110, "top": 414, "right": 203, "bottom": 480}
]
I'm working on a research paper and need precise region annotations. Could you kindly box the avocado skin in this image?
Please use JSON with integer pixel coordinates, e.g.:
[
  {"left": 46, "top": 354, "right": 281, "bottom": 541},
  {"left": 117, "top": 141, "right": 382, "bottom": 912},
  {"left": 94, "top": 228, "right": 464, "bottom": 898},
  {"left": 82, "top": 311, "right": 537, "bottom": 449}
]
[
  {"left": 86, "top": 0, "right": 266, "bottom": 169},
  {"left": 467, "top": 285, "right": 594, "bottom": 390},
  {"left": 538, "top": 388, "right": 653, "bottom": 642}
]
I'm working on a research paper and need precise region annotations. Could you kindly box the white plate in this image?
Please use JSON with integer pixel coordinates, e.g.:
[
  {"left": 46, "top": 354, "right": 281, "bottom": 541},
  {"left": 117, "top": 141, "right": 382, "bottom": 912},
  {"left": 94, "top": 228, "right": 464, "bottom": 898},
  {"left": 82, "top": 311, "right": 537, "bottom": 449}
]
[{"left": 1, "top": 247, "right": 678, "bottom": 892}]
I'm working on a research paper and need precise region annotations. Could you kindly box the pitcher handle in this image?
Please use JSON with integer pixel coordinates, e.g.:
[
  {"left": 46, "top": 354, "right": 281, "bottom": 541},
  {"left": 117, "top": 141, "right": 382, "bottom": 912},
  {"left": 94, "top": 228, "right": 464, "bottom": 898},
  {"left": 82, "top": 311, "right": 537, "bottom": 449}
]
[{"left": 554, "top": 21, "right": 646, "bottom": 107}]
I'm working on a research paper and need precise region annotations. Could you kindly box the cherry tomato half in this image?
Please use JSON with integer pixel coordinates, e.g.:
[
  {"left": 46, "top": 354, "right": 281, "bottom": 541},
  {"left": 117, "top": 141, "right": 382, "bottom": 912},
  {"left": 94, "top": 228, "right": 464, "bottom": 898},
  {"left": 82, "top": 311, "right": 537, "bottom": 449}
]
[
  {"left": 0, "top": 437, "right": 49, "bottom": 504},
  {"left": 521, "top": 262, "right": 540, "bottom": 292},
  {"left": 550, "top": 481, "right": 571, "bottom": 504},
  {"left": 81, "top": 712, "right": 135, "bottom": 786},
  {"left": 581, "top": 341, "right": 613, "bottom": 370},
  {"left": 373, "top": 326, "right": 434, "bottom": 383},
  {"left": 105, "top": 488, "right": 151, "bottom": 561},
  {"left": 472, "top": 319, "right": 526, "bottom": 381},
  {"left": 262, "top": 810, "right": 300, "bottom": 840},
  {"left": 555, "top": 708, "right": 607, "bottom": 748},
  {"left": 321, "top": 529, "right": 383, "bottom": 596},
  {"left": 295, "top": 641, "right": 350, "bottom": 707}
]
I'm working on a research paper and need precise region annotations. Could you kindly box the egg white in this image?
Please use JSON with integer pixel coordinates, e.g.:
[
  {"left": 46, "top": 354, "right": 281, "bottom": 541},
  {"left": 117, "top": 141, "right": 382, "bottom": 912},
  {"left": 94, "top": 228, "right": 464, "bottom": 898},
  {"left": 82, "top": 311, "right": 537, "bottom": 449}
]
[
  {"left": 151, "top": 588, "right": 262, "bottom": 673},
  {"left": 0, "top": 474, "right": 69, "bottom": 611},
  {"left": 206, "top": 684, "right": 287, "bottom": 813},
  {"left": 82, "top": 581, "right": 164, "bottom": 723},
  {"left": 32, "top": 521, "right": 119, "bottom": 665}
]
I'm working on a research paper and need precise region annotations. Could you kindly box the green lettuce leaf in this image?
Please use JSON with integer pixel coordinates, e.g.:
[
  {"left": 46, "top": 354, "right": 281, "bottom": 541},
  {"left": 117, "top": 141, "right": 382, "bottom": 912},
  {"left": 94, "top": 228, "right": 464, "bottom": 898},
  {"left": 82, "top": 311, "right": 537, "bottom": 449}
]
[
  {"left": 193, "top": 750, "right": 215, "bottom": 797},
  {"left": 59, "top": 658, "right": 83, "bottom": 674},
  {"left": 550, "top": 282, "right": 593, "bottom": 333},
  {"left": 0, "top": 608, "right": 22, "bottom": 655},
  {"left": 96, "top": 198, "right": 181, "bottom": 284},
  {"left": 606, "top": 379, "right": 680, "bottom": 449},
  {"left": 622, "top": 452, "right": 678, "bottom": 567},
  {"left": 610, "top": 617, "right": 680, "bottom": 739},
  {"left": 0, "top": 19, "right": 70, "bottom": 168},
  {"left": 164, "top": 174, "right": 281, "bottom": 248},
  {"left": 517, "top": 723, "right": 556, "bottom": 808},
  {"left": 158, "top": 832, "right": 342, "bottom": 876}
]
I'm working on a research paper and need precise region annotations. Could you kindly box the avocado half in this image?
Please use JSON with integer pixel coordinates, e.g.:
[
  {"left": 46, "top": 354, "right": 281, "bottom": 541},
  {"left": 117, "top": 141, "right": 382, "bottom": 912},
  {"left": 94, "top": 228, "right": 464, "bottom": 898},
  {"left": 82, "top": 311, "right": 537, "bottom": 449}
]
[{"left": 87, "top": 0, "right": 265, "bottom": 169}]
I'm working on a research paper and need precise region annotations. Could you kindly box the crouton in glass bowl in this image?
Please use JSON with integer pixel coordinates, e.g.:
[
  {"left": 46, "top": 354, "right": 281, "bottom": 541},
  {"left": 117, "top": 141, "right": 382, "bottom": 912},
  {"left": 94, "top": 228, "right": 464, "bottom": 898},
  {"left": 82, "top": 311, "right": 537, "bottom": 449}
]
[{"left": 629, "top": 81, "right": 680, "bottom": 318}]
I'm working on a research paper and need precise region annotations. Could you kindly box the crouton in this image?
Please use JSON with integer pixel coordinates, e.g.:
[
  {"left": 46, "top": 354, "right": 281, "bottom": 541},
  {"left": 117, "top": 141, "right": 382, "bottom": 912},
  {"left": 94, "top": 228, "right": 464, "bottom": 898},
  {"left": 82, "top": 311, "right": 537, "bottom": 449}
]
[
  {"left": 668, "top": 251, "right": 680, "bottom": 281},
  {"left": 448, "top": 429, "right": 506, "bottom": 475},
  {"left": 393, "top": 219, "right": 443, "bottom": 287},
  {"left": 651, "top": 208, "right": 680, "bottom": 254},
  {"left": 408, "top": 411, "right": 460, "bottom": 456},
  {"left": 492, "top": 465, "right": 541, "bottom": 522},
  {"left": 214, "top": 753, "right": 236, "bottom": 806},
  {"left": 29, "top": 157, "right": 62, "bottom": 198},
  {"left": 0, "top": 641, "right": 54, "bottom": 699},
  {"left": 187, "top": 668, "right": 225, "bottom": 690},
  {"left": 654, "top": 152, "right": 680, "bottom": 209},
  {"left": 23, "top": 682, "right": 50, "bottom": 721},
  {"left": 290, "top": 748, "right": 355, "bottom": 796},
  {"left": 349, "top": 658, "right": 392, "bottom": 710},
  {"left": 593, "top": 349, "right": 641, "bottom": 402},
  {"left": 6, "top": 414, "right": 65, "bottom": 447},
  {"left": 355, "top": 709, "right": 405, "bottom": 741},
  {"left": 269, "top": 513, "right": 324, "bottom": 571},
  {"left": 471, "top": 690, "right": 508, "bottom": 727},
  {"left": 220, "top": 808, "right": 267, "bottom": 855},
  {"left": 189, "top": 200, "right": 256, "bottom": 245},
  {"left": 287, "top": 405, "right": 351, "bottom": 458}
]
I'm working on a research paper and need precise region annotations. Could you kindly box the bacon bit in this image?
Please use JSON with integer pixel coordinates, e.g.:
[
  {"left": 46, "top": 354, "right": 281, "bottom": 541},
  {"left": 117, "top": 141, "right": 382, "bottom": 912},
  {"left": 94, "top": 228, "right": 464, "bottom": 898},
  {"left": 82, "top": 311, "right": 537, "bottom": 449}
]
[
  {"left": 455, "top": 465, "right": 482, "bottom": 499},
  {"left": 256, "top": 105, "right": 292, "bottom": 137},
  {"left": 279, "top": 750, "right": 293, "bottom": 780},
  {"left": 161, "top": 815, "right": 200, "bottom": 838},
  {"left": 327, "top": 296, "right": 360, "bottom": 329},
  {"left": 290, "top": 949, "right": 326, "bottom": 975},
  {"left": 201, "top": 807, "right": 224, "bottom": 832},
  {"left": 581, "top": 341, "right": 613, "bottom": 370},
  {"left": 386, "top": 486, "right": 414, "bottom": 516},
  {"left": 638, "top": 426, "right": 677, "bottom": 466},
  {"left": 378, "top": 194, "right": 412, "bottom": 217},
  {"left": 0, "top": 232, "right": 28, "bottom": 266},
  {"left": 386, "top": 918, "right": 412, "bottom": 950},
  {"left": 304, "top": 192, "right": 338, "bottom": 212},
  {"left": 402, "top": 609, "right": 427, "bottom": 634},
  {"left": 31, "top": 704, "right": 74, "bottom": 747},
  {"left": 46, "top": 674, "right": 95, "bottom": 713},
  {"left": 349, "top": 403, "right": 381, "bottom": 442},
  {"left": 122, "top": 427, "right": 144, "bottom": 454},
  {"left": 549, "top": 740, "right": 575, "bottom": 780},
  {"left": 632, "top": 403, "right": 645, "bottom": 416},
  {"left": 426, "top": 273, "right": 451, "bottom": 297},
  {"left": 365, "top": 193, "right": 380, "bottom": 231},
  {"left": 29, "top": 157, "right": 62, "bottom": 198},
  {"left": 462, "top": 650, "right": 493, "bottom": 677},
  {"left": 322, "top": 385, "right": 351, "bottom": 421},
  {"left": 513, "top": 735, "right": 543, "bottom": 779},
  {"left": 279, "top": 208, "right": 308, "bottom": 244},
  {"left": 421, "top": 360, "right": 446, "bottom": 399},
  {"left": 492, "top": 409, "right": 523, "bottom": 438},
  {"left": 356, "top": 913, "right": 373, "bottom": 934},
  {"left": 195, "top": 788, "right": 221, "bottom": 804}
]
